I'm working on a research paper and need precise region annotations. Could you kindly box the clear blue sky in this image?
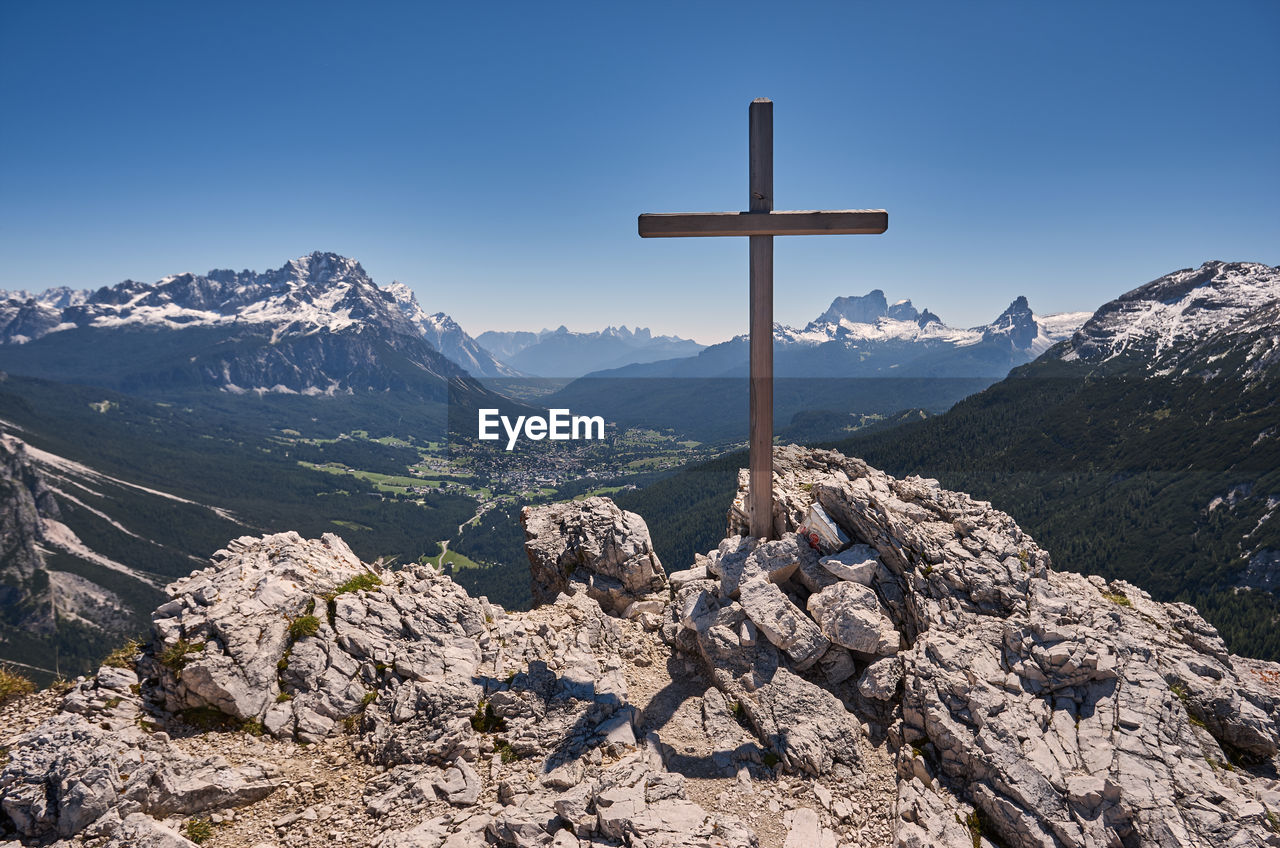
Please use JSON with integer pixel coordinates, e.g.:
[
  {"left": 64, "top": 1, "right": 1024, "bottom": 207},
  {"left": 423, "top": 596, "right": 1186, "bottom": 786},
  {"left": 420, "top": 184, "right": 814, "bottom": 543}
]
[{"left": 2, "top": 1, "right": 1276, "bottom": 343}]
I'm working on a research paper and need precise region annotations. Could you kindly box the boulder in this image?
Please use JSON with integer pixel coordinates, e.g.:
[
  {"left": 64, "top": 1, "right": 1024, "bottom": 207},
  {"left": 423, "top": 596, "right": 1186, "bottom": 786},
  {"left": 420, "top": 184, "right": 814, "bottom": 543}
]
[
  {"left": 737, "top": 576, "right": 829, "bottom": 669},
  {"left": 806, "top": 581, "right": 899, "bottom": 658},
  {"left": 819, "top": 543, "right": 880, "bottom": 585},
  {"left": 856, "top": 656, "right": 903, "bottom": 701},
  {"left": 522, "top": 497, "right": 666, "bottom": 615},
  {"left": 148, "top": 532, "right": 489, "bottom": 744}
]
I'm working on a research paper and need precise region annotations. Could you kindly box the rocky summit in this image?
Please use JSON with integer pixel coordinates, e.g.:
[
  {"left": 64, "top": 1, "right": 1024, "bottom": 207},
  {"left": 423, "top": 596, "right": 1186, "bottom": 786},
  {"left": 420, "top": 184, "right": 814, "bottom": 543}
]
[{"left": 3, "top": 447, "right": 1280, "bottom": 848}]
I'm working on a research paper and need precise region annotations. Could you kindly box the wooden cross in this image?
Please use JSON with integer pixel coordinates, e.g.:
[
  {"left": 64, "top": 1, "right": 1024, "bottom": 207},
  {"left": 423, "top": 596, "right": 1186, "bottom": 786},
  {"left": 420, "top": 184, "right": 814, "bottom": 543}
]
[{"left": 638, "top": 98, "right": 888, "bottom": 539}]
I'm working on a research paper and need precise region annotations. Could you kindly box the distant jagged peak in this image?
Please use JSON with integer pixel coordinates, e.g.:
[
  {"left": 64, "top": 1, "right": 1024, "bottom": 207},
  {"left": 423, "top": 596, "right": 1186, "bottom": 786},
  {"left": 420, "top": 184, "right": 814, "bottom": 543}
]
[
  {"left": 0, "top": 285, "right": 89, "bottom": 309},
  {"left": 425, "top": 311, "right": 462, "bottom": 330},
  {"left": 980, "top": 295, "right": 1037, "bottom": 349},
  {"left": 887, "top": 298, "right": 920, "bottom": 322},
  {"left": 276, "top": 251, "right": 369, "bottom": 286},
  {"left": 382, "top": 279, "right": 417, "bottom": 303},
  {"left": 808, "top": 289, "right": 891, "bottom": 328},
  {"left": 804, "top": 290, "right": 950, "bottom": 335}
]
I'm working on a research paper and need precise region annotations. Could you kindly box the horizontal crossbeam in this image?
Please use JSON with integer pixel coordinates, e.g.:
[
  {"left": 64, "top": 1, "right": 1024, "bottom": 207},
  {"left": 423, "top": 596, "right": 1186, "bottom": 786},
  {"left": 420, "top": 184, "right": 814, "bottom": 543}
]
[{"left": 638, "top": 209, "right": 888, "bottom": 238}]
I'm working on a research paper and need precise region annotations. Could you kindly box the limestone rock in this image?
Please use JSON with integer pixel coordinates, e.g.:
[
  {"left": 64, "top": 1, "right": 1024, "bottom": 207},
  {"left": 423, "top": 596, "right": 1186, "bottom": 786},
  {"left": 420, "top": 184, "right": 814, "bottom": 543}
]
[
  {"left": 0, "top": 683, "right": 279, "bottom": 839},
  {"left": 106, "top": 812, "right": 199, "bottom": 848},
  {"left": 5, "top": 444, "right": 1279, "bottom": 848},
  {"left": 752, "top": 444, "right": 1280, "bottom": 848},
  {"left": 856, "top": 656, "right": 903, "bottom": 701},
  {"left": 819, "top": 543, "right": 880, "bottom": 585},
  {"left": 148, "top": 531, "right": 488, "bottom": 744},
  {"left": 745, "top": 668, "right": 862, "bottom": 776},
  {"left": 737, "top": 576, "right": 829, "bottom": 669},
  {"left": 806, "top": 581, "right": 899, "bottom": 658},
  {"left": 522, "top": 497, "right": 666, "bottom": 615}
]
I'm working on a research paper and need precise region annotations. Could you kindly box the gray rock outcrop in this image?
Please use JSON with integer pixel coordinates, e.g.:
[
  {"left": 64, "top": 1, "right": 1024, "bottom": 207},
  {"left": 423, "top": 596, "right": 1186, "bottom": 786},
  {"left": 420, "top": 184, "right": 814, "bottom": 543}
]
[
  {"left": 522, "top": 496, "right": 667, "bottom": 616},
  {"left": 0, "top": 666, "right": 279, "bottom": 840},
  {"left": 729, "top": 445, "right": 1280, "bottom": 848},
  {"left": 148, "top": 531, "right": 490, "bottom": 744},
  {"left": 3, "top": 445, "right": 1279, "bottom": 848}
]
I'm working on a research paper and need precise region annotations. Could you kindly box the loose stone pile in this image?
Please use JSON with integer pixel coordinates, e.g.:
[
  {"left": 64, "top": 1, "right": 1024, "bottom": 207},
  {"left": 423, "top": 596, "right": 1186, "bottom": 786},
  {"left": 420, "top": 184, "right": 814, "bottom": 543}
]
[{"left": 1, "top": 447, "right": 1278, "bottom": 848}]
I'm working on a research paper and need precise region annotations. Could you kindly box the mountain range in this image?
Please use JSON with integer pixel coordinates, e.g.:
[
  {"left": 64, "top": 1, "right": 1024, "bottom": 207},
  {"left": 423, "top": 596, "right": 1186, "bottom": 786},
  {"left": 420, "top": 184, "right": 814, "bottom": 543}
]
[
  {"left": 0, "top": 253, "right": 482, "bottom": 399},
  {"left": 587, "top": 289, "right": 1090, "bottom": 380},
  {"left": 0, "top": 253, "right": 1086, "bottom": 394},
  {"left": 476, "top": 326, "right": 706, "bottom": 378},
  {"left": 543, "top": 290, "right": 1089, "bottom": 442}
]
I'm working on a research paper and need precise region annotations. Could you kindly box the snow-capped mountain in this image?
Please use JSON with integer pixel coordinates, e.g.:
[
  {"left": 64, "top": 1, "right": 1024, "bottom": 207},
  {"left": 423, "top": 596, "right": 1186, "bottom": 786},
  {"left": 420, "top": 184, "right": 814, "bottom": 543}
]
[
  {"left": 584, "top": 291, "right": 1088, "bottom": 381},
  {"left": 0, "top": 253, "right": 427, "bottom": 344},
  {"left": 805, "top": 290, "right": 942, "bottom": 329},
  {"left": 0, "top": 252, "right": 512, "bottom": 397},
  {"left": 542, "top": 290, "right": 1088, "bottom": 443},
  {"left": 1057, "top": 260, "right": 1280, "bottom": 367},
  {"left": 0, "top": 286, "right": 88, "bottom": 309},
  {"left": 475, "top": 325, "right": 705, "bottom": 378},
  {"left": 383, "top": 282, "right": 522, "bottom": 378},
  {"left": 781, "top": 289, "right": 1088, "bottom": 360}
]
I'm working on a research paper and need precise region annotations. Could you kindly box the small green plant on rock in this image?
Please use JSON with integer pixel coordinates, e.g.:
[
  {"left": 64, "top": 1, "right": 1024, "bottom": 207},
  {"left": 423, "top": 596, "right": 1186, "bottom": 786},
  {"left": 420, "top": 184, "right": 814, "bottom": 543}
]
[
  {"left": 102, "top": 638, "right": 142, "bottom": 670},
  {"left": 288, "top": 614, "right": 320, "bottom": 640},
  {"left": 0, "top": 666, "right": 35, "bottom": 706},
  {"left": 495, "top": 739, "right": 521, "bottom": 764},
  {"left": 185, "top": 817, "right": 214, "bottom": 844},
  {"left": 1101, "top": 590, "right": 1132, "bottom": 608},
  {"left": 961, "top": 810, "right": 983, "bottom": 848},
  {"left": 471, "top": 700, "right": 507, "bottom": 733},
  {"left": 330, "top": 572, "right": 383, "bottom": 597},
  {"left": 761, "top": 751, "right": 779, "bottom": 768},
  {"left": 158, "top": 639, "right": 205, "bottom": 672}
]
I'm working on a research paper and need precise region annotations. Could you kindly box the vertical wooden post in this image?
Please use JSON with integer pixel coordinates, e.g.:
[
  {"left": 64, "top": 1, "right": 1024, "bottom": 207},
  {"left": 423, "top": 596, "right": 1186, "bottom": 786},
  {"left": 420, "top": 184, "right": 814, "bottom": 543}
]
[{"left": 748, "top": 98, "right": 774, "bottom": 539}]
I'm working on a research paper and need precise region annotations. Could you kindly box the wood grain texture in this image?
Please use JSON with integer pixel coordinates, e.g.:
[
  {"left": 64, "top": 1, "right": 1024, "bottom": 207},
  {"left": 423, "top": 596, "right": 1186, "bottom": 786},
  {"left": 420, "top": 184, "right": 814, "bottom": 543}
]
[
  {"left": 637, "top": 210, "right": 888, "bottom": 238},
  {"left": 748, "top": 99, "right": 774, "bottom": 540}
]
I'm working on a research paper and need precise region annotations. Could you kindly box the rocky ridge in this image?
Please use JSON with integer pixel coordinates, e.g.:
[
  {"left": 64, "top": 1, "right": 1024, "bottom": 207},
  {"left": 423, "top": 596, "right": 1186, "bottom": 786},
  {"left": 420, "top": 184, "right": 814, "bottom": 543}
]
[
  {"left": 1058, "top": 260, "right": 1279, "bottom": 366},
  {"left": 0, "top": 253, "right": 516, "bottom": 391},
  {"left": 1, "top": 446, "right": 1278, "bottom": 847}
]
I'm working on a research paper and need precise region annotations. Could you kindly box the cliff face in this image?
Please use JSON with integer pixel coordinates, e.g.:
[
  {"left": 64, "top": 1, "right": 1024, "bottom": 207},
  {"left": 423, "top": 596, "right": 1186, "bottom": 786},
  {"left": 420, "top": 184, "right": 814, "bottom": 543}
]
[
  {"left": 0, "top": 434, "right": 136, "bottom": 649},
  {"left": 1, "top": 447, "right": 1278, "bottom": 848},
  {"left": 0, "top": 435, "right": 59, "bottom": 633}
]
